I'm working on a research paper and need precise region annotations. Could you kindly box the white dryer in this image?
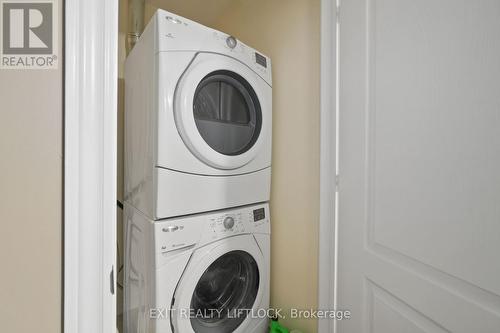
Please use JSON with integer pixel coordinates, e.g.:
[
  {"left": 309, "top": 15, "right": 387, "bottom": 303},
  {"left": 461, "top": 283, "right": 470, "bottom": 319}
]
[
  {"left": 124, "top": 9, "right": 272, "bottom": 219},
  {"left": 123, "top": 202, "right": 271, "bottom": 333}
]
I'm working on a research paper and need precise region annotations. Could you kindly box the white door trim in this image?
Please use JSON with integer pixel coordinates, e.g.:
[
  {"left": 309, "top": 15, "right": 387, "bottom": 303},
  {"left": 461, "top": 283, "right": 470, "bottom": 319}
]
[
  {"left": 318, "top": 0, "right": 337, "bottom": 332},
  {"left": 64, "top": 0, "right": 118, "bottom": 332}
]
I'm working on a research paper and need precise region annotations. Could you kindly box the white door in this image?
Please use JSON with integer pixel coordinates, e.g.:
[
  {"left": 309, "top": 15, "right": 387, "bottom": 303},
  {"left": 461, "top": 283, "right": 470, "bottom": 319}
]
[{"left": 337, "top": 0, "right": 500, "bottom": 332}]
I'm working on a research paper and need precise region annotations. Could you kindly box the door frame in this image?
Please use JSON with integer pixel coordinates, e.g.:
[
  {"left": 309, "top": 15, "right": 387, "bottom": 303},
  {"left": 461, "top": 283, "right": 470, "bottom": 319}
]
[
  {"left": 64, "top": 0, "right": 118, "bottom": 332},
  {"left": 318, "top": 0, "right": 338, "bottom": 332}
]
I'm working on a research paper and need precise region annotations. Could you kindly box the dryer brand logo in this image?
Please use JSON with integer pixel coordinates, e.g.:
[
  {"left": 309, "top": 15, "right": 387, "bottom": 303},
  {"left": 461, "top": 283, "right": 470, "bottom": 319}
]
[{"left": 1, "top": 0, "right": 57, "bottom": 69}]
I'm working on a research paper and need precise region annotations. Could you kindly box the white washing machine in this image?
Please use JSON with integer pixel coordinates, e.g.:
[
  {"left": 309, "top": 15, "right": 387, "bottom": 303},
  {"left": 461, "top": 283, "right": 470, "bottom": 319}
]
[
  {"left": 123, "top": 202, "right": 271, "bottom": 333},
  {"left": 124, "top": 9, "right": 272, "bottom": 220}
]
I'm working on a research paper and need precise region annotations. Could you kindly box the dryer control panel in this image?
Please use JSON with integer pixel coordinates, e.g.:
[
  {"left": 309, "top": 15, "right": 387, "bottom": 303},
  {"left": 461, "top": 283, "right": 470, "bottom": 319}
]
[{"left": 152, "top": 9, "right": 272, "bottom": 85}]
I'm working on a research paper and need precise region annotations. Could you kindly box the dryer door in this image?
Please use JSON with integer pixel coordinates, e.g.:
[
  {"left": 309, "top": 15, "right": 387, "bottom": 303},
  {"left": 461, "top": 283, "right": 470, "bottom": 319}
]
[
  {"left": 171, "top": 235, "right": 266, "bottom": 333},
  {"left": 174, "top": 53, "right": 270, "bottom": 170}
]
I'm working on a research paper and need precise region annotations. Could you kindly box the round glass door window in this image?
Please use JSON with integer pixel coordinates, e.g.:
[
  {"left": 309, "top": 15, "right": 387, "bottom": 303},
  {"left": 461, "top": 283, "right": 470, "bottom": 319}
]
[
  {"left": 190, "top": 250, "right": 260, "bottom": 332},
  {"left": 193, "top": 70, "right": 262, "bottom": 156}
]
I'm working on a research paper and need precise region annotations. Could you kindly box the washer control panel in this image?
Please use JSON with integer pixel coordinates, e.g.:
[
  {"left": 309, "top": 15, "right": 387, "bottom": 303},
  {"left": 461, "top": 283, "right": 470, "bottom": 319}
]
[
  {"left": 155, "top": 203, "right": 270, "bottom": 254},
  {"left": 210, "top": 212, "right": 245, "bottom": 235},
  {"left": 207, "top": 204, "right": 270, "bottom": 240}
]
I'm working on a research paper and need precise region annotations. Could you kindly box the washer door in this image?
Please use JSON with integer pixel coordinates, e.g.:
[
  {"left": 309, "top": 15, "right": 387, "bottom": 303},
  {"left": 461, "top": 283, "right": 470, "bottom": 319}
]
[
  {"left": 175, "top": 53, "right": 268, "bottom": 170},
  {"left": 171, "top": 235, "right": 266, "bottom": 332}
]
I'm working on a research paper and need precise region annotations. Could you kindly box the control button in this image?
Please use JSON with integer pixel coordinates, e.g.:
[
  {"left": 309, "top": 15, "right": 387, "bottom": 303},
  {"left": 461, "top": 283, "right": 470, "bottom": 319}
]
[
  {"left": 162, "top": 226, "right": 179, "bottom": 232},
  {"left": 223, "top": 216, "right": 235, "bottom": 229},
  {"left": 226, "top": 36, "right": 237, "bottom": 49}
]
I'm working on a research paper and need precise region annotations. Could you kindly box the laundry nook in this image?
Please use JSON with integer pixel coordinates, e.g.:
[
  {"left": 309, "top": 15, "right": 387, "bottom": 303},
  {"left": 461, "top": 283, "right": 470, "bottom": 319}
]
[
  {"left": 122, "top": 9, "right": 272, "bottom": 333},
  {"left": 116, "top": 1, "right": 321, "bottom": 332}
]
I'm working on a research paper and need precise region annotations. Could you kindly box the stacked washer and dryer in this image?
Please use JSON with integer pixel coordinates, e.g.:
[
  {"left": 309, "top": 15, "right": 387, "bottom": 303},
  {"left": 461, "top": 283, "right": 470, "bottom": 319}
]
[{"left": 123, "top": 10, "right": 272, "bottom": 333}]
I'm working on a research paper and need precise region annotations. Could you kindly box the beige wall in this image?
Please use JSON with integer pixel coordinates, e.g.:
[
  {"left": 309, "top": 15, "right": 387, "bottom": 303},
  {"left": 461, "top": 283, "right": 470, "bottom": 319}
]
[
  {"left": 0, "top": 1, "right": 63, "bottom": 332},
  {"left": 118, "top": 1, "right": 320, "bottom": 331}
]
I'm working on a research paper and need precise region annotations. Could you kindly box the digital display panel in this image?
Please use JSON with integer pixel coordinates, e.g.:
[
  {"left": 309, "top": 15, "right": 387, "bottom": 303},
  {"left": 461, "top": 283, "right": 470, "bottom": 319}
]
[
  {"left": 255, "top": 52, "right": 267, "bottom": 68},
  {"left": 253, "top": 208, "right": 265, "bottom": 222}
]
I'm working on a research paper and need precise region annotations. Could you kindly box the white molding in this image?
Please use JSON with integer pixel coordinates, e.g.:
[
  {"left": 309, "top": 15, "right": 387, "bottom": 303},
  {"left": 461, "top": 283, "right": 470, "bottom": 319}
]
[
  {"left": 318, "top": 0, "right": 337, "bottom": 332},
  {"left": 64, "top": 0, "right": 118, "bottom": 331}
]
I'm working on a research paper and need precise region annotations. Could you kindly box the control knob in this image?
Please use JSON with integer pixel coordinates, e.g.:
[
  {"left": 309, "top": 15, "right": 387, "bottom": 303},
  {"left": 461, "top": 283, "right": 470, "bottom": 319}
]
[
  {"left": 226, "top": 36, "right": 237, "bottom": 49},
  {"left": 223, "top": 216, "right": 235, "bottom": 229}
]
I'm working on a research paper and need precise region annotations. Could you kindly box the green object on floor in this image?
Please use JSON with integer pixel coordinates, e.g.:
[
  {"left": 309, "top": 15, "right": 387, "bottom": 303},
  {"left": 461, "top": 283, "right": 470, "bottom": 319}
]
[{"left": 269, "top": 318, "right": 289, "bottom": 333}]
